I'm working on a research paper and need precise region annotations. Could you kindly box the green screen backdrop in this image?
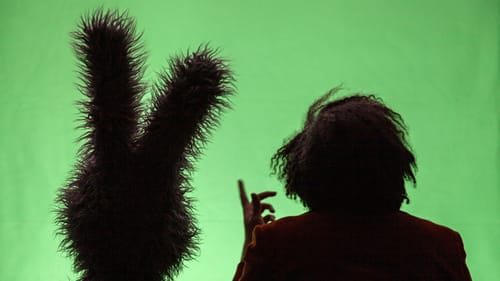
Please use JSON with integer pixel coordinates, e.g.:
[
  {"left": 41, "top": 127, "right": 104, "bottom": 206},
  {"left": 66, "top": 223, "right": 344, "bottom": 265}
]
[{"left": 1, "top": 0, "right": 498, "bottom": 280}]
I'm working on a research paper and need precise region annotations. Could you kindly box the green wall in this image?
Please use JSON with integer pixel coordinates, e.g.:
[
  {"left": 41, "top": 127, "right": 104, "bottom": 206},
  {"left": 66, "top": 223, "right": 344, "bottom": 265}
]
[{"left": 0, "top": 0, "right": 498, "bottom": 280}]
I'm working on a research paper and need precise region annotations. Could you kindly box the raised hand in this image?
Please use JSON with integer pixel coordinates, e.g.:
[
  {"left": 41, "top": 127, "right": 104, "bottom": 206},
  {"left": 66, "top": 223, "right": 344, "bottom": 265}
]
[
  {"left": 56, "top": 9, "right": 233, "bottom": 281},
  {"left": 238, "top": 180, "right": 276, "bottom": 258}
]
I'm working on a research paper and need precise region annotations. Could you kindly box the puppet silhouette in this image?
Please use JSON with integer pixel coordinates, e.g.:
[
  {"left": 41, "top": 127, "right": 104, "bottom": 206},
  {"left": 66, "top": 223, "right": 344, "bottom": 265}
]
[{"left": 55, "top": 9, "right": 233, "bottom": 281}]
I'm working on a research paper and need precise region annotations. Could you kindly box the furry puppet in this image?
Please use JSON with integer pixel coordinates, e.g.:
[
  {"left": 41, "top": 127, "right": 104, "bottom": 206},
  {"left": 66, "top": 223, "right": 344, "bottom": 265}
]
[{"left": 55, "top": 9, "right": 233, "bottom": 281}]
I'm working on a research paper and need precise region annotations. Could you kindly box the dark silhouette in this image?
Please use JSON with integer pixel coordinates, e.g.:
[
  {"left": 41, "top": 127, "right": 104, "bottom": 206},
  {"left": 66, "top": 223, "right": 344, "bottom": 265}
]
[
  {"left": 271, "top": 87, "right": 416, "bottom": 213},
  {"left": 234, "top": 88, "right": 472, "bottom": 281},
  {"left": 55, "top": 9, "right": 233, "bottom": 281}
]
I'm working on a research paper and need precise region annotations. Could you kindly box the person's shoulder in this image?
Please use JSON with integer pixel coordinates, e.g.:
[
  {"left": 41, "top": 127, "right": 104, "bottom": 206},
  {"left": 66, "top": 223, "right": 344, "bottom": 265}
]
[
  {"left": 396, "top": 211, "right": 461, "bottom": 241},
  {"left": 396, "top": 211, "right": 469, "bottom": 266},
  {"left": 256, "top": 211, "right": 322, "bottom": 233}
]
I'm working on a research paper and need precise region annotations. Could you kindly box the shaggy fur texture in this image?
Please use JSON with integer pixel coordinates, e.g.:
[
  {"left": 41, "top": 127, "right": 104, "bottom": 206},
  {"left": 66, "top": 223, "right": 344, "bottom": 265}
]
[{"left": 55, "top": 9, "right": 233, "bottom": 281}]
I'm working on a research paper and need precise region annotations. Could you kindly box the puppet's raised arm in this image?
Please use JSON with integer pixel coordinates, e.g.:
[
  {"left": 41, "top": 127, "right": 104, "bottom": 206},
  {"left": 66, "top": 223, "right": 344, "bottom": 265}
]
[
  {"left": 131, "top": 47, "right": 233, "bottom": 280},
  {"left": 133, "top": 47, "right": 233, "bottom": 277},
  {"left": 136, "top": 47, "right": 232, "bottom": 177},
  {"left": 73, "top": 9, "right": 145, "bottom": 175}
]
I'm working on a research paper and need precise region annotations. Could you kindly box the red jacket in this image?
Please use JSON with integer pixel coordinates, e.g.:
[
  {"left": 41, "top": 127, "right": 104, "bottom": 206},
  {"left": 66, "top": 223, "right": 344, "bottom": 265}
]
[{"left": 234, "top": 211, "right": 471, "bottom": 281}]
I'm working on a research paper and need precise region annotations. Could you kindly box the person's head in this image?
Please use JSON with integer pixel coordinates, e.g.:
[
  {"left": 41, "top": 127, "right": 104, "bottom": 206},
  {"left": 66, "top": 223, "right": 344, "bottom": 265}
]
[{"left": 271, "top": 87, "right": 417, "bottom": 214}]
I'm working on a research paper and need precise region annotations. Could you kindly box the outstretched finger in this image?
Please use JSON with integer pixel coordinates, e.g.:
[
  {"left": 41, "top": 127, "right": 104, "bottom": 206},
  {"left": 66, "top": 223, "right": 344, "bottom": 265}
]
[
  {"left": 238, "top": 180, "right": 249, "bottom": 206},
  {"left": 256, "top": 191, "right": 277, "bottom": 201},
  {"left": 260, "top": 203, "right": 275, "bottom": 213}
]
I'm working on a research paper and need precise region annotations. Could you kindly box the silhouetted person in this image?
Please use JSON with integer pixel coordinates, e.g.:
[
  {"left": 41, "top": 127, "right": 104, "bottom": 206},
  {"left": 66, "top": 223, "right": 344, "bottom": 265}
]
[{"left": 234, "top": 88, "right": 472, "bottom": 281}]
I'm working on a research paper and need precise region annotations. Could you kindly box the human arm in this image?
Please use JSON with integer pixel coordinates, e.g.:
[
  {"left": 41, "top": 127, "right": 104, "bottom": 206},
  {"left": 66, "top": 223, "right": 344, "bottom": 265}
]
[
  {"left": 238, "top": 180, "right": 276, "bottom": 258},
  {"left": 234, "top": 180, "right": 276, "bottom": 280},
  {"left": 233, "top": 224, "right": 279, "bottom": 281}
]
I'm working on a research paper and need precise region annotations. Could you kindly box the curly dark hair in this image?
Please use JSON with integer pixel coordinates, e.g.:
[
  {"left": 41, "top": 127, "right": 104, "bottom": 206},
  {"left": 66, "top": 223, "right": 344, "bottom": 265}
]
[{"left": 271, "top": 87, "right": 416, "bottom": 213}]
